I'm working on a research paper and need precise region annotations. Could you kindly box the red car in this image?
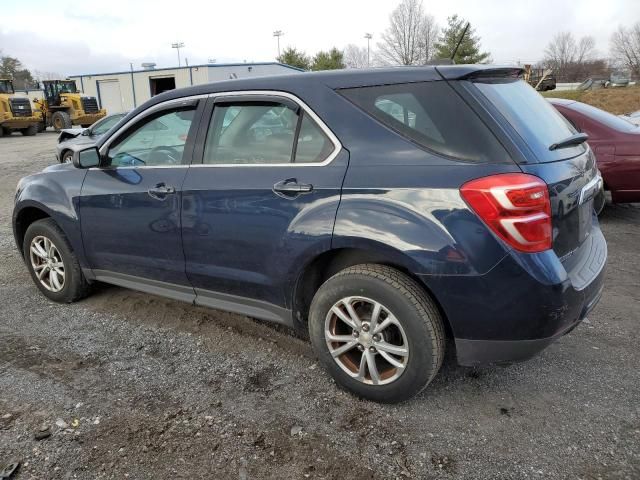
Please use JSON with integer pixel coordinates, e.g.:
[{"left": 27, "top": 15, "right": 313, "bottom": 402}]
[{"left": 549, "top": 98, "right": 640, "bottom": 203}]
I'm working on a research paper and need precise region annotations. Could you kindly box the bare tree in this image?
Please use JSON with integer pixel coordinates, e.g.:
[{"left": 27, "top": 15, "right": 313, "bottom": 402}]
[
  {"left": 344, "top": 44, "right": 369, "bottom": 69},
  {"left": 377, "top": 0, "right": 437, "bottom": 65},
  {"left": 576, "top": 36, "right": 596, "bottom": 63},
  {"left": 420, "top": 14, "right": 439, "bottom": 63},
  {"left": 543, "top": 32, "right": 597, "bottom": 81},
  {"left": 610, "top": 23, "right": 640, "bottom": 76}
]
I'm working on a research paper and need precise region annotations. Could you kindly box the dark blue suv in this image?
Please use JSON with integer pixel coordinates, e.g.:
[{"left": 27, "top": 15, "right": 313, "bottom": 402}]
[{"left": 13, "top": 66, "right": 606, "bottom": 402}]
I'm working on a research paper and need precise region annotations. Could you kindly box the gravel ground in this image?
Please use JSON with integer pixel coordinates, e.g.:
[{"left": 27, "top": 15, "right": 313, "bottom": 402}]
[{"left": 0, "top": 132, "right": 638, "bottom": 480}]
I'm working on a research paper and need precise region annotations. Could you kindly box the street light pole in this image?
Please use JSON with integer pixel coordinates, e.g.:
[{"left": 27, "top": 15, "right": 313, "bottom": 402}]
[
  {"left": 171, "top": 42, "right": 185, "bottom": 67},
  {"left": 273, "top": 30, "right": 284, "bottom": 59},
  {"left": 364, "top": 33, "right": 372, "bottom": 67}
]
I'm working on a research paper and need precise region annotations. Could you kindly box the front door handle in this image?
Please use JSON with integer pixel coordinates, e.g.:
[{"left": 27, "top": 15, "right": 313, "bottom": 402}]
[
  {"left": 273, "top": 178, "right": 314, "bottom": 198},
  {"left": 148, "top": 183, "right": 176, "bottom": 201}
]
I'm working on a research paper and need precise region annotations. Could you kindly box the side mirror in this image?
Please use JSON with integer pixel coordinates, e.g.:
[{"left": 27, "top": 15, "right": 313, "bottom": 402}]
[
  {"left": 72, "top": 147, "right": 101, "bottom": 169},
  {"left": 81, "top": 128, "right": 91, "bottom": 137}
]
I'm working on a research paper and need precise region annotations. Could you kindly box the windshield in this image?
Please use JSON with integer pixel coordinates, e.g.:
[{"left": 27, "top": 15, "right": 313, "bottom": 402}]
[
  {"left": 571, "top": 102, "right": 638, "bottom": 133},
  {"left": 0, "top": 80, "right": 14, "bottom": 94},
  {"left": 57, "top": 81, "right": 78, "bottom": 94},
  {"left": 473, "top": 78, "right": 585, "bottom": 162}
]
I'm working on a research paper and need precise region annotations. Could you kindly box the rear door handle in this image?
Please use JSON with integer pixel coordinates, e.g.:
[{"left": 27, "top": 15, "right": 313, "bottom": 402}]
[
  {"left": 273, "top": 179, "right": 313, "bottom": 197},
  {"left": 148, "top": 183, "right": 176, "bottom": 200}
]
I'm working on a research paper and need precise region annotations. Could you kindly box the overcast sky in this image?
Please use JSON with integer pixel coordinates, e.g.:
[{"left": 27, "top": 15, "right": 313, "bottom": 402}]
[{"left": 2, "top": 0, "right": 638, "bottom": 76}]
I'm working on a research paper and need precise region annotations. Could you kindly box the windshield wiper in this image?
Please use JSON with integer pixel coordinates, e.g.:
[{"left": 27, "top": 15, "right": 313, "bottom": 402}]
[{"left": 549, "top": 133, "right": 589, "bottom": 151}]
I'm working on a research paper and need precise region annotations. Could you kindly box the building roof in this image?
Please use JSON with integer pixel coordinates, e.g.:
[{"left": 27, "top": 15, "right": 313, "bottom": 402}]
[{"left": 69, "top": 62, "right": 305, "bottom": 78}]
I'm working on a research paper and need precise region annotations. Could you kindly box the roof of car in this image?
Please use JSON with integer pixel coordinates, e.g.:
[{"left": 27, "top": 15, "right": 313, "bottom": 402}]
[{"left": 145, "top": 64, "right": 524, "bottom": 107}]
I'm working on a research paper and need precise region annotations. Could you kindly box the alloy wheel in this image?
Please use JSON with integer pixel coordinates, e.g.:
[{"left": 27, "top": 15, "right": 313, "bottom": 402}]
[
  {"left": 29, "top": 235, "right": 65, "bottom": 292},
  {"left": 324, "top": 296, "right": 409, "bottom": 385}
]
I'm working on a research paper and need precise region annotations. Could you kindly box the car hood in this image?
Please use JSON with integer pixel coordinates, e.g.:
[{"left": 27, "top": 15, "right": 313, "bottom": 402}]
[
  {"left": 59, "top": 135, "right": 97, "bottom": 149},
  {"left": 58, "top": 128, "right": 86, "bottom": 142},
  {"left": 43, "top": 162, "right": 75, "bottom": 173}
]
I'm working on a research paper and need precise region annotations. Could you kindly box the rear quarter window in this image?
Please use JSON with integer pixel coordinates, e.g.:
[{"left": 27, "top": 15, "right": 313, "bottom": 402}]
[{"left": 339, "top": 81, "right": 510, "bottom": 163}]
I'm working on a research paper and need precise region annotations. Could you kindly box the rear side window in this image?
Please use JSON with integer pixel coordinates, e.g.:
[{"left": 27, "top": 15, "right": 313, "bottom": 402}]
[
  {"left": 473, "top": 79, "right": 586, "bottom": 162},
  {"left": 203, "top": 101, "right": 334, "bottom": 165},
  {"left": 339, "top": 81, "right": 509, "bottom": 163}
]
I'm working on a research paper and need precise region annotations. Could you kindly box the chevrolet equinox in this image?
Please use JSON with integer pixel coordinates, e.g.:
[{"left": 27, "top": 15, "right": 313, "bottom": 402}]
[{"left": 13, "top": 66, "right": 606, "bottom": 402}]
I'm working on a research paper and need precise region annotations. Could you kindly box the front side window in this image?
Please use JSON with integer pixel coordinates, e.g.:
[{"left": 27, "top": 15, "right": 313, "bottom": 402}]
[
  {"left": 106, "top": 108, "right": 195, "bottom": 167},
  {"left": 203, "top": 100, "right": 334, "bottom": 165}
]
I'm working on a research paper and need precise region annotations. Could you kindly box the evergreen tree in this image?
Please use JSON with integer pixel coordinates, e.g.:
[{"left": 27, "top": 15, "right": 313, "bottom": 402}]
[
  {"left": 310, "top": 48, "right": 345, "bottom": 71},
  {"left": 435, "top": 15, "right": 491, "bottom": 64},
  {"left": 277, "top": 47, "right": 311, "bottom": 70}
]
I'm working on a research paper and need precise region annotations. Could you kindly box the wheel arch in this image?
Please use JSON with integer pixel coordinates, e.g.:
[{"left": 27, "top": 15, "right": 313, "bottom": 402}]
[
  {"left": 13, "top": 204, "right": 52, "bottom": 257},
  {"left": 291, "top": 246, "right": 453, "bottom": 339},
  {"left": 60, "top": 148, "right": 72, "bottom": 162}
]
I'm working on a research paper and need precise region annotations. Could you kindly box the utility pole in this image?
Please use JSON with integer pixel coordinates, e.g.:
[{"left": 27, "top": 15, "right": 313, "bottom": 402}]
[
  {"left": 273, "top": 30, "right": 284, "bottom": 59},
  {"left": 171, "top": 42, "right": 185, "bottom": 67},
  {"left": 364, "top": 33, "right": 372, "bottom": 67}
]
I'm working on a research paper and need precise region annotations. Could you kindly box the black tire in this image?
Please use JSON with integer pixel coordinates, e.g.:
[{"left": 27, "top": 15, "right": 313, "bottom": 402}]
[
  {"left": 309, "top": 264, "right": 445, "bottom": 403},
  {"left": 51, "top": 111, "right": 72, "bottom": 132},
  {"left": 61, "top": 150, "right": 73, "bottom": 163},
  {"left": 23, "top": 218, "right": 91, "bottom": 303},
  {"left": 1, "top": 127, "right": 11, "bottom": 136},
  {"left": 81, "top": 124, "right": 91, "bottom": 128},
  {"left": 20, "top": 125, "right": 38, "bottom": 136},
  {"left": 37, "top": 122, "right": 47, "bottom": 133}
]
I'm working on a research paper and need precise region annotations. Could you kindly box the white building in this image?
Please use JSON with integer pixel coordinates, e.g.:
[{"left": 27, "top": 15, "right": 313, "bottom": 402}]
[{"left": 68, "top": 62, "right": 303, "bottom": 114}]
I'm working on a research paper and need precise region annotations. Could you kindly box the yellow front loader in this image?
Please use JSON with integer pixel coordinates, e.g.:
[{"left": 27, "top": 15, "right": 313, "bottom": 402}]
[
  {"left": 33, "top": 79, "right": 106, "bottom": 132},
  {"left": 0, "top": 79, "right": 42, "bottom": 136}
]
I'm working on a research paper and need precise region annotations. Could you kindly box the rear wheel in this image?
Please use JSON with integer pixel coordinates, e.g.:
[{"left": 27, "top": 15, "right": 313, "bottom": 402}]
[
  {"left": 0, "top": 127, "right": 11, "bottom": 136},
  {"left": 309, "top": 264, "right": 445, "bottom": 403},
  {"left": 51, "top": 111, "right": 72, "bottom": 132},
  {"left": 20, "top": 125, "right": 37, "bottom": 136},
  {"left": 37, "top": 122, "right": 47, "bottom": 133},
  {"left": 23, "top": 218, "right": 91, "bottom": 303}
]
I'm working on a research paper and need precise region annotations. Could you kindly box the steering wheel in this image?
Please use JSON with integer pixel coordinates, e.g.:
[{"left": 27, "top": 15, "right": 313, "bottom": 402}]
[{"left": 148, "top": 146, "right": 180, "bottom": 165}]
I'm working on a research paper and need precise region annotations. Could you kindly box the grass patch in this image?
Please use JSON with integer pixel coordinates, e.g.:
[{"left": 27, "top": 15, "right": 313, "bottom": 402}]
[{"left": 541, "top": 85, "right": 640, "bottom": 115}]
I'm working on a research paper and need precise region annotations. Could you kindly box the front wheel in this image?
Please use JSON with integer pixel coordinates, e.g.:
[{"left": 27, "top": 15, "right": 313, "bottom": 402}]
[
  {"left": 309, "top": 264, "right": 445, "bottom": 403},
  {"left": 61, "top": 150, "right": 73, "bottom": 163},
  {"left": 23, "top": 218, "right": 91, "bottom": 303}
]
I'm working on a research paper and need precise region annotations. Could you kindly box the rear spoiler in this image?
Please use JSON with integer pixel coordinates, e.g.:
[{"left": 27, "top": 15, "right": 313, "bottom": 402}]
[{"left": 436, "top": 65, "right": 525, "bottom": 80}]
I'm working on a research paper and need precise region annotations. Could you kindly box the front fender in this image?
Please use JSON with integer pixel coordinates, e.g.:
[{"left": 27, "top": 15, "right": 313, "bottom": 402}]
[{"left": 13, "top": 166, "right": 88, "bottom": 267}]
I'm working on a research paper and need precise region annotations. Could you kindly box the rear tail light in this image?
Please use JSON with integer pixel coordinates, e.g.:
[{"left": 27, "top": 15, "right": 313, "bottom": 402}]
[{"left": 460, "top": 173, "right": 552, "bottom": 253}]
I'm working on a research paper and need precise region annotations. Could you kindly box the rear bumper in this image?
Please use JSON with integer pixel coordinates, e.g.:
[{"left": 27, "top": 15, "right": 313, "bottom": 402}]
[
  {"left": 421, "top": 223, "right": 607, "bottom": 366},
  {"left": 455, "top": 271, "right": 604, "bottom": 365}
]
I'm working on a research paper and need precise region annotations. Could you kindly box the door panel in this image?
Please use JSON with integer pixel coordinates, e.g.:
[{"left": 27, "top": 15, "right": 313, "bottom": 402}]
[
  {"left": 181, "top": 152, "right": 349, "bottom": 306},
  {"left": 181, "top": 94, "right": 348, "bottom": 308},
  {"left": 80, "top": 101, "right": 202, "bottom": 285},
  {"left": 80, "top": 167, "right": 190, "bottom": 284}
]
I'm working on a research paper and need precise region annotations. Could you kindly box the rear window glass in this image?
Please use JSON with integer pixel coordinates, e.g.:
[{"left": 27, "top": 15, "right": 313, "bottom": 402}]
[
  {"left": 473, "top": 79, "right": 586, "bottom": 162},
  {"left": 339, "top": 81, "right": 509, "bottom": 163}
]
